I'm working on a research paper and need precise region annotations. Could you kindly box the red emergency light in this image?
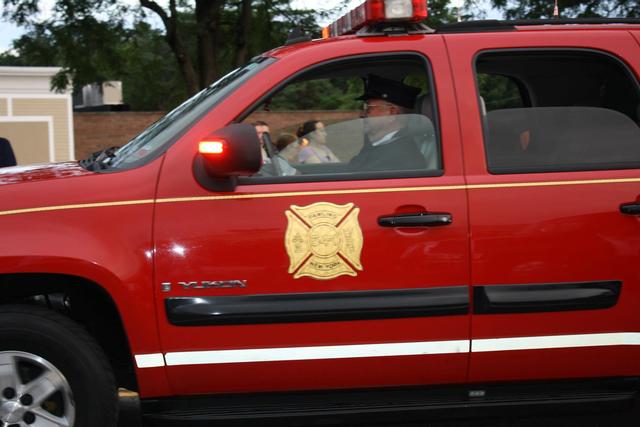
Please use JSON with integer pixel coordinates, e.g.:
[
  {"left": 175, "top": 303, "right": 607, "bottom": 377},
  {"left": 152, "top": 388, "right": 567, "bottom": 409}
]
[
  {"left": 323, "top": 0, "right": 428, "bottom": 38},
  {"left": 199, "top": 140, "right": 226, "bottom": 155}
]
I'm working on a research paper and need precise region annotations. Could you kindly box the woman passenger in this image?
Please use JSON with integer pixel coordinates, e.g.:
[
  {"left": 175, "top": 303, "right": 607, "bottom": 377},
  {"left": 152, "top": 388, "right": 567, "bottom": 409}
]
[{"left": 297, "top": 120, "right": 340, "bottom": 164}]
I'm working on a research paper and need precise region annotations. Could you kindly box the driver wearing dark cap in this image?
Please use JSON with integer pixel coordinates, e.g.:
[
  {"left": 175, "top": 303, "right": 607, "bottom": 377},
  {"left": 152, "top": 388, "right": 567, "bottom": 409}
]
[{"left": 350, "top": 74, "right": 426, "bottom": 171}]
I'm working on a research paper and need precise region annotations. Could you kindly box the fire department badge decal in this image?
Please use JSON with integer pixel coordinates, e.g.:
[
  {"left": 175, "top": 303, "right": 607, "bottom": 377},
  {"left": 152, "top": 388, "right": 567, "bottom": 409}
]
[{"left": 285, "top": 202, "right": 363, "bottom": 280}]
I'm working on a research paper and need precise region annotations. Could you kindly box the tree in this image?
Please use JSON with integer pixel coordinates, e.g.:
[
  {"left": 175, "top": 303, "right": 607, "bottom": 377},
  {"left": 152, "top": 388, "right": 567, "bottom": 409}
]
[
  {"left": 131, "top": 0, "right": 323, "bottom": 94},
  {"left": 2, "top": 0, "right": 322, "bottom": 97},
  {"left": 0, "top": 18, "right": 129, "bottom": 90},
  {"left": 2, "top": 0, "right": 132, "bottom": 90},
  {"left": 1, "top": 0, "right": 471, "bottom": 106},
  {"left": 490, "top": 0, "right": 640, "bottom": 19},
  {"left": 118, "top": 22, "right": 190, "bottom": 110},
  {"left": 425, "top": 0, "right": 460, "bottom": 26},
  {"left": 0, "top": 18, "right": 187, "bottom": 110}
]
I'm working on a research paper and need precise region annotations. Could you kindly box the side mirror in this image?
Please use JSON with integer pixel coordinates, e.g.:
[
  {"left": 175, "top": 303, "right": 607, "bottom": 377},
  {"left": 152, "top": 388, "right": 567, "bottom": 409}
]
[{"left": 193, "top": 123, "right": 261, "bottom": 191}]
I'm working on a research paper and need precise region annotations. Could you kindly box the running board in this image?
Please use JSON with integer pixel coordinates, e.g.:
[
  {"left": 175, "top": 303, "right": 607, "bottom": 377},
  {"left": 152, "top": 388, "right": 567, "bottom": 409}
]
[{"left": 142, "top": 378, "right": 639, "bottom": 425}]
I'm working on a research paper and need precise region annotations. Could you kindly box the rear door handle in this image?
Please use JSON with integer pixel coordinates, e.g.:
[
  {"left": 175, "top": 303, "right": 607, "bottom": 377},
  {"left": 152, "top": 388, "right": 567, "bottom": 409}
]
[
  {"left": 620, "top": 202, "right": 640, "bottom": 215},
  {"left": 378, "top": 212, "right": 453, "bottom": 227}
]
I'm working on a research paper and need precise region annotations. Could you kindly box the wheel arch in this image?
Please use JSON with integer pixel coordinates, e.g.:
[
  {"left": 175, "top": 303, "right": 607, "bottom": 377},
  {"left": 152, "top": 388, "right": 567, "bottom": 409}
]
[{"left": 0, "top": 272, "right": 139, "bottom": 391}]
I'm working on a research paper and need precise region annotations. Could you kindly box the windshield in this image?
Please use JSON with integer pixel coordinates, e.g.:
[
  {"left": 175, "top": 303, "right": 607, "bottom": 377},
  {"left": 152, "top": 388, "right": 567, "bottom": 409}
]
[{"left": 102, "top": 56, "right": 275, "bottom": 170}]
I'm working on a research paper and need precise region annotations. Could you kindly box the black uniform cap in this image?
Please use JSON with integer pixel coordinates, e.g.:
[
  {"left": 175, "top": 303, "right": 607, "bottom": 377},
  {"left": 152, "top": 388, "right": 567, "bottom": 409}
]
[{"left": 358, "top": 74, "right": 421, "bottom": 110}]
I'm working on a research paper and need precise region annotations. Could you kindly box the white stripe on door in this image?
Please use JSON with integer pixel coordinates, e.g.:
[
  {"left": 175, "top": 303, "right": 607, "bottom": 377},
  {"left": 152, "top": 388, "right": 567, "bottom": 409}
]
[
  {"left": 164, "top": 340, "right": 470, "bottom": 367},
  {"left": 472, "top": 332, "right": 640, "bottom": 353},
  {"left": 135, "top": 333, "right": 640, "bottom": 368},
  {"left": 134, "top": 353, "right": 165, "bottom": 368}
]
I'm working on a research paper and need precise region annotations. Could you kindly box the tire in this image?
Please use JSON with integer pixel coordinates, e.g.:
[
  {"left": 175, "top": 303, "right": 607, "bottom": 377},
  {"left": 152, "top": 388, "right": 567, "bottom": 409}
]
[{"left": 0, "top": 304, "right": 118, "bottom": 427}]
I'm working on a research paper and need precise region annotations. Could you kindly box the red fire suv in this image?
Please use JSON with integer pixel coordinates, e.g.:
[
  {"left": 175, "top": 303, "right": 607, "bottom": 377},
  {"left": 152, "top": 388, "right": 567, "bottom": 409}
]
[{"left": 2, "top": 1, "right": 640, "bottom": 425}]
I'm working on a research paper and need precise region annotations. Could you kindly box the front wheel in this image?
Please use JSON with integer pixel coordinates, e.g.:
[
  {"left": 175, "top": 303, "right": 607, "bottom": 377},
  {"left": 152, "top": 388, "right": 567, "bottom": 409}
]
[{"left": 0, "top": 305, "right": 118, "bottom": 427}]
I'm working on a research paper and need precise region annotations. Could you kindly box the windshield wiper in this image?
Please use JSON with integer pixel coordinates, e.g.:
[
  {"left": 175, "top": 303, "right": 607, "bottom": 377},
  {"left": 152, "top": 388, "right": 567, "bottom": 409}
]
[{"left": 79, "top": 146, "right": 120, "bottom": 171}]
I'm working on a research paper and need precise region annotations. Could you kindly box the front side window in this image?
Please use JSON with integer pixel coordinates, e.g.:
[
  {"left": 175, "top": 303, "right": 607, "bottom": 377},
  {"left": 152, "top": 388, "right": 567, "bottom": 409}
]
[
  {"left": 241, "top": 54, "right": 441, "bottom": 182},
  {"left": 477, "top": 50, "right": 640, "bottom": 174}
]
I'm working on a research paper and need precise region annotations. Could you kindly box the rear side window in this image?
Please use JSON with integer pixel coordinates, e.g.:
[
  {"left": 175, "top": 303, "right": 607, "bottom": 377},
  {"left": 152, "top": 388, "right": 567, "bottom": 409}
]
[
  {"left": 476, "top": 50, "right": 640, "bottom": 174},
  {"left": 477, "top": 74, "right": 526, "bottom": 111}
]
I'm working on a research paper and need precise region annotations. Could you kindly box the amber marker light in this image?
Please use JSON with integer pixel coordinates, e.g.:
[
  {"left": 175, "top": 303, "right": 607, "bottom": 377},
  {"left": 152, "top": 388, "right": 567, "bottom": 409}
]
[{"left": 199, "top": 140, "right": 226, "bottom": 154}]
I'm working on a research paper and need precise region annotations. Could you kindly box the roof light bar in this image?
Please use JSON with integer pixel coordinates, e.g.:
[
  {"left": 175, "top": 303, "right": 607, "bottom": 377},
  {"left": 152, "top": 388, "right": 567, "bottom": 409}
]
[{"left": 323, "top": 0, "right": 428, "bottom": 38}]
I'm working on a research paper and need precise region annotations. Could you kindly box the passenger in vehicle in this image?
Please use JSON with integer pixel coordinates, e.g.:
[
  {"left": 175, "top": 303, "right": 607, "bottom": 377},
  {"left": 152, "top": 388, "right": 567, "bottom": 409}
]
[
  {"left": 276, "top": 133, "right": 302, "bottom": 163},
  {"left": 297, "top": 120, "right": 340, "bottom": 164},
  {"left": 349, "top": 75, "right": 426, "bottom": 171},
  {"left": 252, "top": 121, "right": 272, "bottom": 163},
  {"left": 275, "top": 133, "right": 297, "bottom": 152},
  {"left": 0, "top": 137, "right": 17, "bottom": 168},
  {"left": 253, "top": 121, "right": 298, "bottom": 176}
]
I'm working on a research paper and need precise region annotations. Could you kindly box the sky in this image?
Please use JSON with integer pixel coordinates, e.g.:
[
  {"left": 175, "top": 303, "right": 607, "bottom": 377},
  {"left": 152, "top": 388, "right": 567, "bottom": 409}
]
[
  {"left": 0, "top": 0, "right": 57, "bottom": 53},
  {"left": 0, "top": 0, "right": 473, "bottom": 53}
]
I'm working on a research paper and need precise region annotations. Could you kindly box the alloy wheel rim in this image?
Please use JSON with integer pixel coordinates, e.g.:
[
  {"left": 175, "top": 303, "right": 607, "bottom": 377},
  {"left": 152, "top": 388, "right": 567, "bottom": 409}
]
[{"left": 0, "top": 351, "right": 75, "bottom": 427}]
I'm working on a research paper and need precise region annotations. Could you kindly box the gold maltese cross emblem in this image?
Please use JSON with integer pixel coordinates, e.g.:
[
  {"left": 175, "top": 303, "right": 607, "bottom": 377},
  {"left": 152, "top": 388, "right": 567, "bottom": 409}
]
[{"left": 285, "top": 202, "right": 364, "bottom": 280}]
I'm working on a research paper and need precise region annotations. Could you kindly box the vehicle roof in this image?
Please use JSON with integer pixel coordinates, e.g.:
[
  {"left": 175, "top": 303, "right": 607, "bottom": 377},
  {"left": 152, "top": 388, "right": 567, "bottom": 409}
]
[
  {"left": 436, "top": 18, "right": 640, "bottom": 33},
  {"left": 264, "top": 18, "right": 640, "bottom": 59},
  {"left": 265, "top": 35, "right": 362, "bottom": 58}
]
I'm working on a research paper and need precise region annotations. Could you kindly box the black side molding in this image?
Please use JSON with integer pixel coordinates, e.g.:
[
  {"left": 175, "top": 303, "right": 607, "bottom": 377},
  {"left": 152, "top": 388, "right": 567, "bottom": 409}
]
[
  {"left": 166, "top": 287, "right": 469, "bottom": 326},
  {"left": 473, "top": 281, "right": 622, "bottom": 315}
]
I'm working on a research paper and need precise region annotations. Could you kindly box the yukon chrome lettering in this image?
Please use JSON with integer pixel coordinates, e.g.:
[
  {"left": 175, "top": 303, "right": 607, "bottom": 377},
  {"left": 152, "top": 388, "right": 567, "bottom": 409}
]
[{"left": 161, "top": 280, "right": 247, "bottom": 292}]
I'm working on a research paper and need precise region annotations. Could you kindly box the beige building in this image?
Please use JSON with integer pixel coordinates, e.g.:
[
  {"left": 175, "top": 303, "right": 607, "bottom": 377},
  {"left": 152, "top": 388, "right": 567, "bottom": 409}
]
[{"left": 0, "top": 67, "right": 74, "bottom": 165}]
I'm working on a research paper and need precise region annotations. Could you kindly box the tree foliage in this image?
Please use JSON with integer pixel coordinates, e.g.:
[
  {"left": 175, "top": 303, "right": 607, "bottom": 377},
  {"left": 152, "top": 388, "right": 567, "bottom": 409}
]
[
  {"left": 1, "top": 19, "right": 129, "bottom": 90},
  {"left": 477, "top": 74, "right": 524, "bottom": 111},
  {"left": 425, "top": 0, "right": 461, "bottom": 26},
  {"left": 490, "top": 0, "right": 640, "bottom": 19},
  {"left": 1, "top": 0, "right": 323, "bottom": 100},
  {"left": 1, "top": 0, "right": 476, "bottom": 110},
  {"left": 0, "top": 20, "right": 187, "bottom": 110},
  {"left": 133, "top": 0, "right": 324, "bottom": 95},
  {"left": 269, "top": 77, "right": 365, "bottom": 111}
]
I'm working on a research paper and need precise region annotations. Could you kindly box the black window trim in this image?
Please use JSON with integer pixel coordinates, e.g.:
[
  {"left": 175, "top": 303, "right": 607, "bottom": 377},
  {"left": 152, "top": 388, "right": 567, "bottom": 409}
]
[
  {"left": 473, "top": 47, "right": 640, "bottom": 175},
  {"left": 233, "top": 51, "right": 444, "bottom": 185}
]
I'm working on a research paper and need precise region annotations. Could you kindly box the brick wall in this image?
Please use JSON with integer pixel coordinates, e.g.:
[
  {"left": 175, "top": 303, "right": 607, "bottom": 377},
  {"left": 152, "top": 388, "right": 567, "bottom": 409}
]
[
  {"left": 73, "top": 110, "right": 360, "bottom": 160},
  {"left": 74, "top": 111, "right": 164, "bottom": 160}
]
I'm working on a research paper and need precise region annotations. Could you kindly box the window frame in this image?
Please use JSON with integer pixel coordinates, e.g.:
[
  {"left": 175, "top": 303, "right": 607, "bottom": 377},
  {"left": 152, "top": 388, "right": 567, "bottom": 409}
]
[
  {"left": 473, "top": 47, "right": 640, "bottom": 175},
  {"left": 234, "top": 52, "right": 444, "bottom": 185}
]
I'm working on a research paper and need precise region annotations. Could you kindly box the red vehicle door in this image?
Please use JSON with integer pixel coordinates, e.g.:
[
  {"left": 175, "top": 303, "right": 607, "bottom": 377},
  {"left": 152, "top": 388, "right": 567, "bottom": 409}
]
[
  {"left": 151, "top": 35, "right": 471, "bottom": 395},
  {"left": 447, "top": 29, "right": 640, "bottom": 383}
]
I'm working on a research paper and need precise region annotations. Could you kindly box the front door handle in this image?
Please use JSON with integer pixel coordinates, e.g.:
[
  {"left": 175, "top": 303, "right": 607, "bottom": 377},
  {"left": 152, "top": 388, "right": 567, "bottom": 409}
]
[
  {"left": 620, "top": 202, "right": 640, "bottom": 215},
  {"left": 378, "top": 212, "right": 453, "bottom": 227}
]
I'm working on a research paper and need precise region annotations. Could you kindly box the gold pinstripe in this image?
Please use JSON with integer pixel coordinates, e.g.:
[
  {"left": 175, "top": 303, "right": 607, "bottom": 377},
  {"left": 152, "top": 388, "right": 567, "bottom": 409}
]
[
  {"left": 1, "top": 177, "right": 639, "bottom": 218},
  {"left": 154, "top": 184, "right": 467, "bottom": 205},
  {"left": 0, "top": 199, "right": 155, "bottom": 217},
  {"left": 466, "top": 177, "right": 640, "bottom": 189}
]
